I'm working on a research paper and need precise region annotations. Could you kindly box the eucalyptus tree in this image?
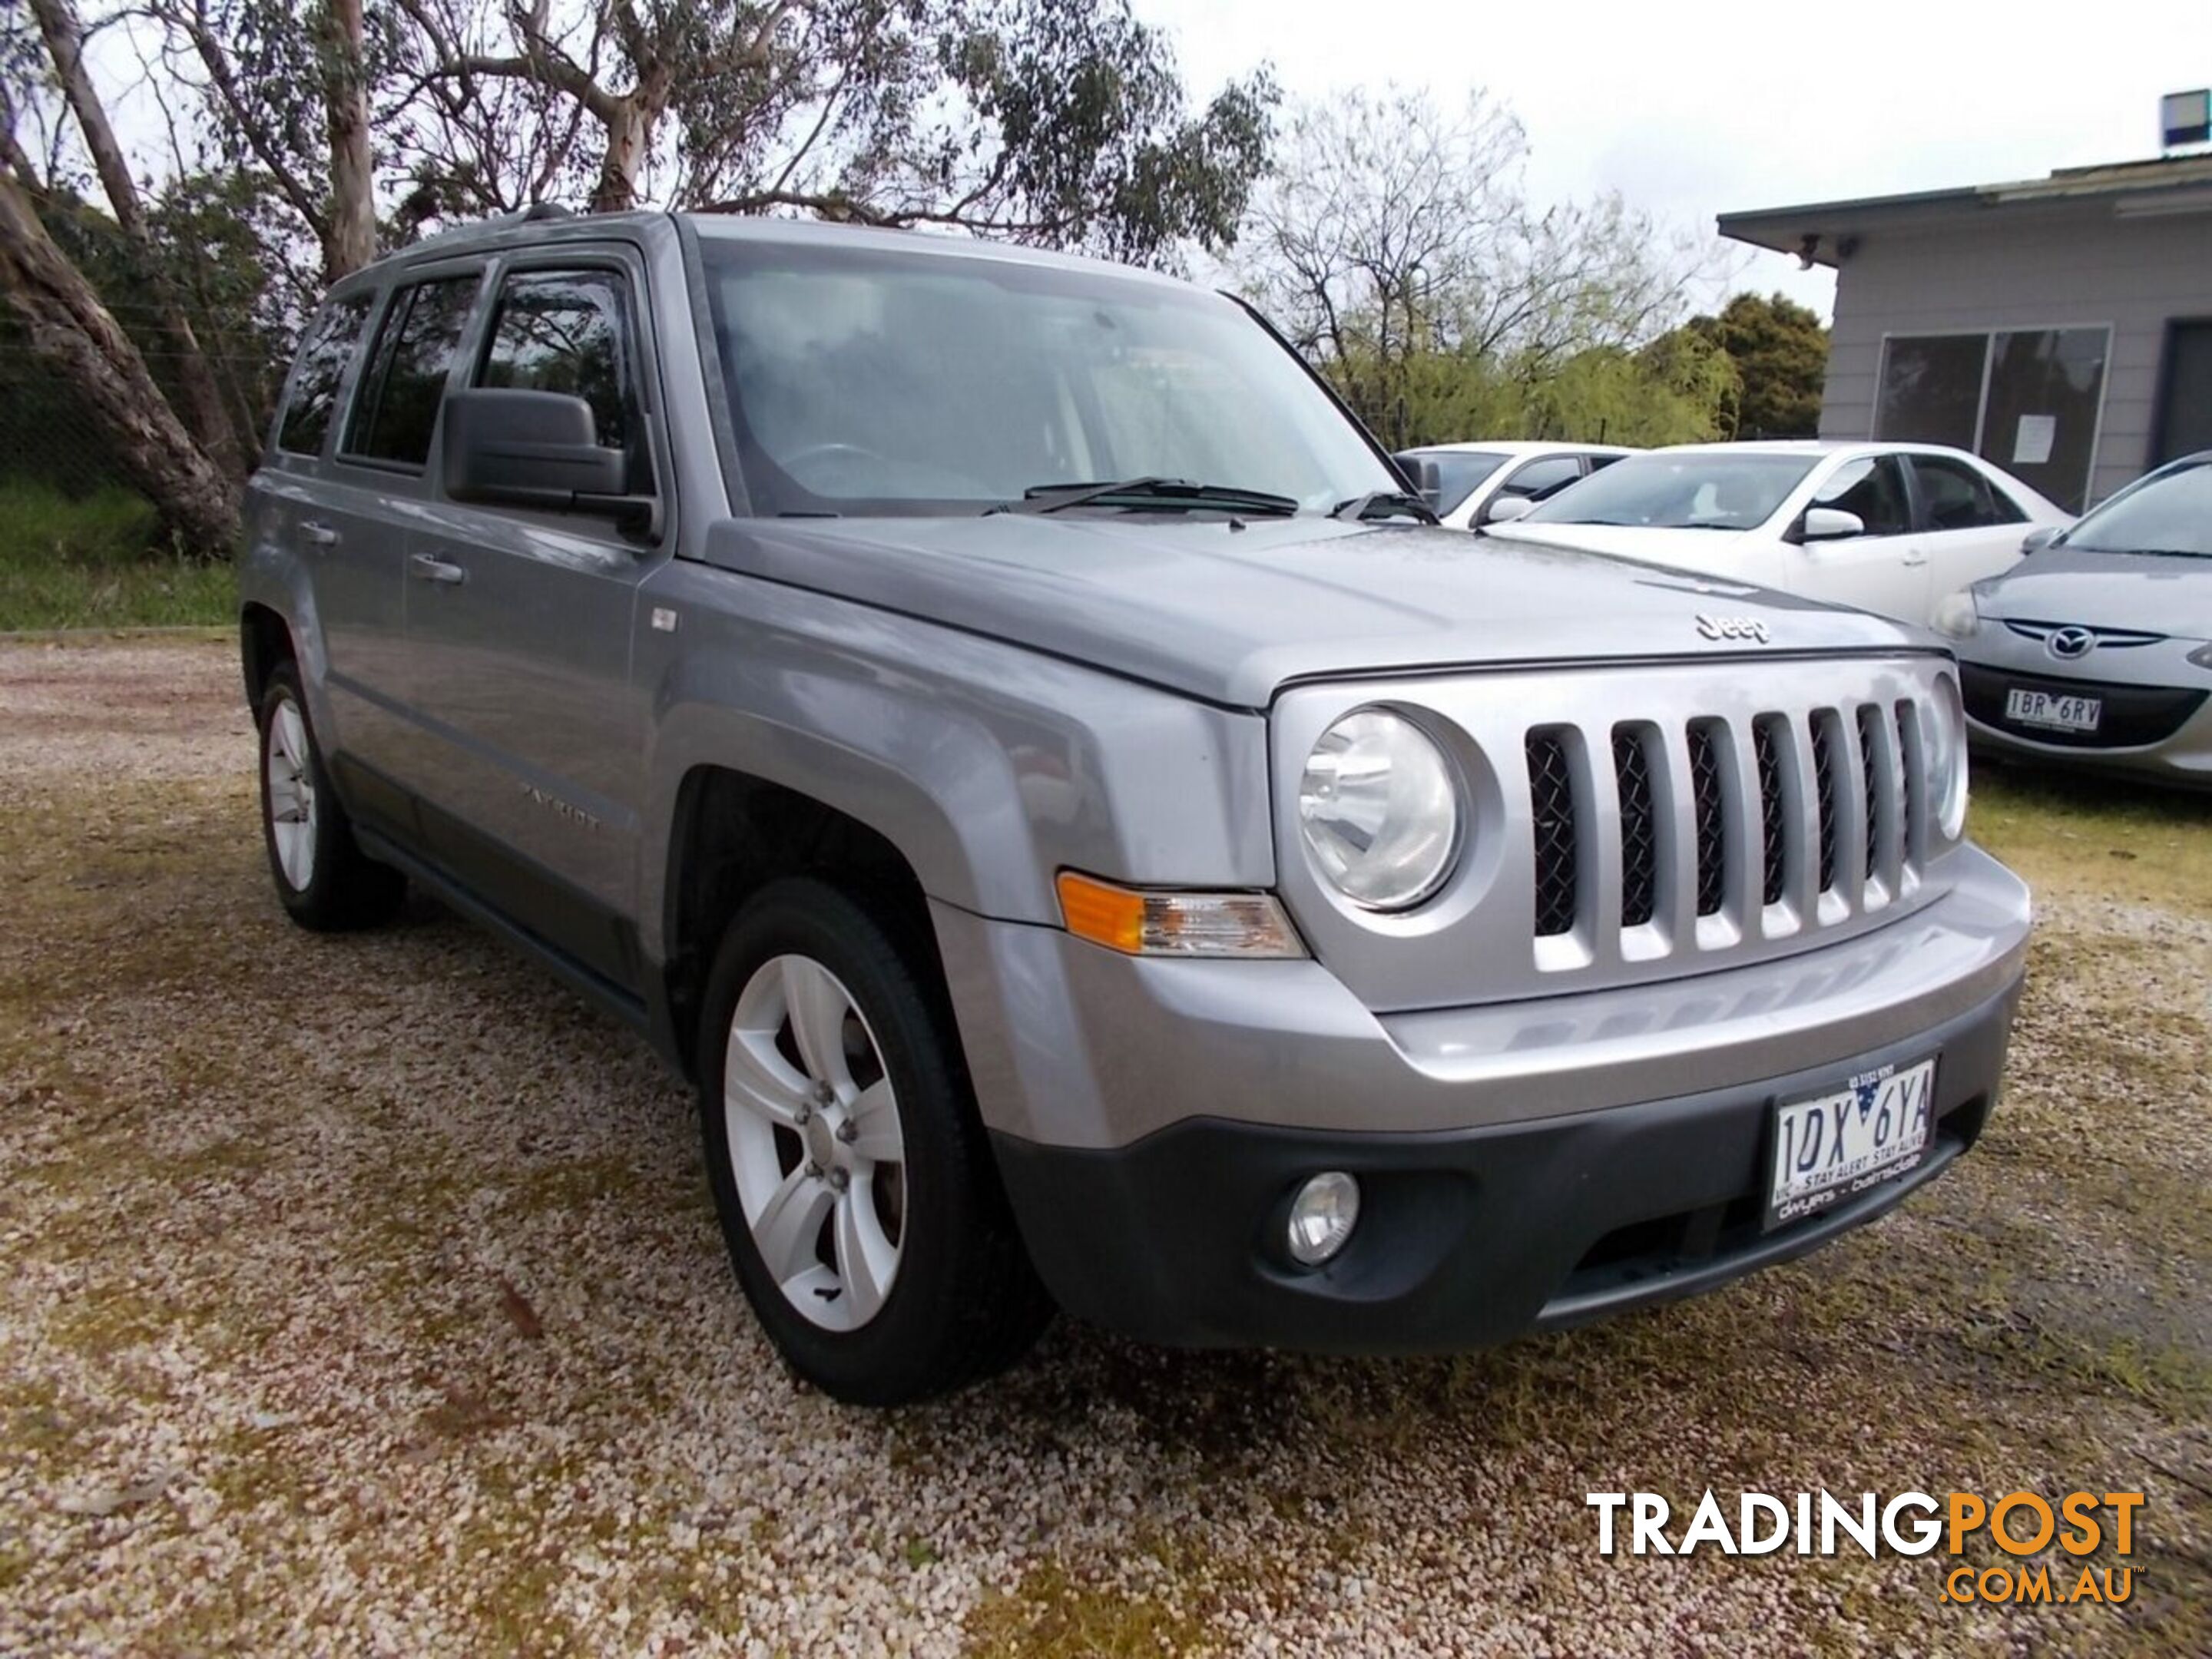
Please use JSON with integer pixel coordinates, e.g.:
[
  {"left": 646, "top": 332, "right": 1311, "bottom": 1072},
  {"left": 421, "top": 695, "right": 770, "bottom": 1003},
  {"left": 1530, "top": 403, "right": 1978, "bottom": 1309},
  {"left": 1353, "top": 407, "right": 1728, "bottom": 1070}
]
[
  {"left": 1240, "top": 85, "right": 1727, "bottom": 440},
  {"left": 0, "top": 0, "right": 1275, "bottom": 558}
]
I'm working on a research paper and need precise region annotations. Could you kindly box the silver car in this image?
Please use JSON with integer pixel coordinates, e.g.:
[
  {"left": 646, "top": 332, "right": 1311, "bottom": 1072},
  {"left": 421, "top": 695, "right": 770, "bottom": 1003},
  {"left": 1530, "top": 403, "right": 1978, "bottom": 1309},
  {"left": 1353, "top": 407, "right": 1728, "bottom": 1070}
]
[
  {"left": 238, "top": 212, "right": 2031, "bottom": 1404},
  {"left": 1936, "top": 453, "right": 2212, "bottom": 787}
]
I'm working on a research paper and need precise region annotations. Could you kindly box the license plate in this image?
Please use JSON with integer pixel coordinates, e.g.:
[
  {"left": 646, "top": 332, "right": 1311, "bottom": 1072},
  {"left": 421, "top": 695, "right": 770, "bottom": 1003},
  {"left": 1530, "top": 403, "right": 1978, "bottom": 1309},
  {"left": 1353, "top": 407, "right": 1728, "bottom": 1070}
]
[
  {"left": 2005, "top": 686, "right": 2101, "bottom": 733},
  {"left": 1765, "top": 1057, "right": 1936, "bottom": 1230}
]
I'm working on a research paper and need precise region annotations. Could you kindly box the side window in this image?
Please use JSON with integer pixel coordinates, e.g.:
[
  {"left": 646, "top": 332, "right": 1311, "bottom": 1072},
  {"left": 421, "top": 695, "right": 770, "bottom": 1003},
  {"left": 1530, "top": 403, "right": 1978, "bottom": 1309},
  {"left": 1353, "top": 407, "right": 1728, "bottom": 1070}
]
[
  {"left": 1812, "top": 455, "right": 1911, "bottom": 536},
  {"left": 1498, "top": 455, "right": 1583, "bottom": 502},
  {"left": 477, "top": 270, "right": 636, "bottom": 455},
  {"left": 1584, "top": 452, "right": 1625, "bottom": 474},
  {"left": 276, "top": 295, "right": 373, "bottom": 457},
  {"left": 343, "top": 276, "right": 480, "bottom": 467},
  {"left": 1910, "top": 455, "right": 2025, "bottom": 531}
]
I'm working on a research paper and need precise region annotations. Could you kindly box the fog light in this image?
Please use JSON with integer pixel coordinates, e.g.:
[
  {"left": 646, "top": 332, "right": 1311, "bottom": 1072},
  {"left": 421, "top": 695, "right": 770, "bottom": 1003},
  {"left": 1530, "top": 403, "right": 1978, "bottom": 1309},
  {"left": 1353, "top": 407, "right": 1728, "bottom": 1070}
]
[{"left": 1286, "top": 1171, "right": 1360, "bottom": 1267}]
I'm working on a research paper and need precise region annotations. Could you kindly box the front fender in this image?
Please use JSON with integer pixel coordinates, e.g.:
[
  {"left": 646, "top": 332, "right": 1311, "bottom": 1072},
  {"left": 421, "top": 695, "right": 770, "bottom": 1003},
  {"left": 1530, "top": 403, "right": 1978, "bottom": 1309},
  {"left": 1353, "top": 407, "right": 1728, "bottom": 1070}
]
[{"left": 631, "top": 559, "right": 1275, "bottom": 961}]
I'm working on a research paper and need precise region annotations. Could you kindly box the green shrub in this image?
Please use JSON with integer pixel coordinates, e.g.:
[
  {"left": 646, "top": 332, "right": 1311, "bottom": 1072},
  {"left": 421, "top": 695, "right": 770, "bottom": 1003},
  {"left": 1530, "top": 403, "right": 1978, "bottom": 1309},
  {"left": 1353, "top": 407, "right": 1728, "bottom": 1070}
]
[{"left": 0, "top": 479, "right": 231, "bottom": 630}]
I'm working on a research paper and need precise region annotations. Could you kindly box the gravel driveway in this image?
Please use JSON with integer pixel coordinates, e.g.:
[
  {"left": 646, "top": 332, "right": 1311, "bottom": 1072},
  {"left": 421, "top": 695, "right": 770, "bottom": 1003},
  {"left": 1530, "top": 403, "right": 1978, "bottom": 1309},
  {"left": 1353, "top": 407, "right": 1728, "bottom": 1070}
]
[{"left": 2, "top": 636, "right": 2207, "bottom": 1657}]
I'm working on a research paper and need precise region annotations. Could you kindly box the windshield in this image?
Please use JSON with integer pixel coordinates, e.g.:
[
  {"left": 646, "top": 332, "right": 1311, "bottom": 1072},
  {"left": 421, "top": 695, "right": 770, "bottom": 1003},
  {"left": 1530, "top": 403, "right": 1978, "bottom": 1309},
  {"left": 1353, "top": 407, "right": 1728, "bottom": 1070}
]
[
  {"left": 2064, "top": 459, "right": 2212, "bottom": 556},
  {"left": 1520, "top": 452, "right": 1816, "bottom": 531},
  {"left": 1406, "top": 449, "right": 1508, "bottom": 516},
  {"left": 697, "top": 236, "right": 1398, "bottom": 516}
]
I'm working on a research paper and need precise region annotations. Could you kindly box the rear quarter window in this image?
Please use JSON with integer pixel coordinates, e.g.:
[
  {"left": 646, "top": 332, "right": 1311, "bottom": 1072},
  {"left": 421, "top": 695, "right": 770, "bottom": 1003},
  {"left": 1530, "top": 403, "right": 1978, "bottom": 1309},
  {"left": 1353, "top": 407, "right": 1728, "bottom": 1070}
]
[
  {"left": 1912, "top": 455, "right": 2025, "bottom": 530},
  {"left": 276, "top": 295, "right": 373, "bottom": 457}
]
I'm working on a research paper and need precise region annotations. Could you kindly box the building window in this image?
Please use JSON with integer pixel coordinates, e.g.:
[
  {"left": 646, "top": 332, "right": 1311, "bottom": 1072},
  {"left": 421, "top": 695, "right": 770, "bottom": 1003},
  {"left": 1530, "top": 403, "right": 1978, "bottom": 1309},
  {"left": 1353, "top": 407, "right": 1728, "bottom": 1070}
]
[
  {"left": 1874, "top": 327, "right": 2108, "bottom": 512},
  {"left": 2154, "top": 321, "right": 2212, "bottom": 466}
]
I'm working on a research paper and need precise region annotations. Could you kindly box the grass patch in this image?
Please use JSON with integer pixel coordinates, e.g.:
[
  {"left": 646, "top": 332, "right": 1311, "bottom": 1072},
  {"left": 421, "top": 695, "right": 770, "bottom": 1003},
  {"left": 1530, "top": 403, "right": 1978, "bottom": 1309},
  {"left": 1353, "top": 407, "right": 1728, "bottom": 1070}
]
[
  {"left": 1969, "top": 766, "right": 2212, "bottom": 911},
  {"left": 965, "top": 1559, "right": 1209, "bottom": 1659},
  {"left": 0, "top": 479, "right": 231, "bottom": 629}
]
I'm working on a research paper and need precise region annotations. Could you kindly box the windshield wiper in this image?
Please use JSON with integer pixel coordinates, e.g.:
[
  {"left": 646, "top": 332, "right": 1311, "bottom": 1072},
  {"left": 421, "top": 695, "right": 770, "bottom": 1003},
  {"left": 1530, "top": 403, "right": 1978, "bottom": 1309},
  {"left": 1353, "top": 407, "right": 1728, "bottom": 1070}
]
[
  {"left": 992, "top": 477, "right": 1299, "bottom": 517},
  {"left": 1329, "top": 490, "right": 1440, "bottom": 525}
]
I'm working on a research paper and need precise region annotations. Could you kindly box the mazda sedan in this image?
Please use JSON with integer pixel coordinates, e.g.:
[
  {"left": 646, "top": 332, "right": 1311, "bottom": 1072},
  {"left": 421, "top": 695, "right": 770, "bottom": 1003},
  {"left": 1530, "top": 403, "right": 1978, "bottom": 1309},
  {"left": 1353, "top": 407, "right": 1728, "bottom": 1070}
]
[{"left": 1933, "top": 452, "right": 2212, "bottom": 788}]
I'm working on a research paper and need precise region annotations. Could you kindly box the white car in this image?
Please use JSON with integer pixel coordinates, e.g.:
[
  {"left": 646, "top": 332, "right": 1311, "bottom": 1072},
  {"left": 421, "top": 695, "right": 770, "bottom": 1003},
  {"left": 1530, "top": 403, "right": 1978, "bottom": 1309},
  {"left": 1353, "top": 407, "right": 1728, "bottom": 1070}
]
[
  {"left": 1396, "top": 440, "right": 1637, "bottom": 530},
  {"left": 1495, "top": 441, "right": 2072, "bottom": 628}
]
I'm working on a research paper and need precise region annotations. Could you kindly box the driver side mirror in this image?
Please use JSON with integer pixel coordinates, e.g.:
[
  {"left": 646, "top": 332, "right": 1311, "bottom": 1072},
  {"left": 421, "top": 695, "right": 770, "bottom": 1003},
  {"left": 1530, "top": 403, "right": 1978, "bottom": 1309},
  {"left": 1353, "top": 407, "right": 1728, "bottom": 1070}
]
[
  {"left": 442, "top": 388, "right": 658, "bottom": 535},
  {"left": 1391, "top": 452, "right": 1443, "bottom": 510},
  {"left": 1799, "top": 506, "right": 1866, "bottom": 542},
  {"left": 2021, "top": 525, "right": 2065, "bottom": 555},
  {"left": 1483, "top": 495, "right": 1535, "bottom": 525}
]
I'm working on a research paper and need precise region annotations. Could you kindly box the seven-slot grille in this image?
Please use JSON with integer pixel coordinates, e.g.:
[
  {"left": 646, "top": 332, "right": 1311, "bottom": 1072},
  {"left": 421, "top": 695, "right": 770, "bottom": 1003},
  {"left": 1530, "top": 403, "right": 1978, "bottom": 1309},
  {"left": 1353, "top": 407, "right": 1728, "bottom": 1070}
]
[{"left": 1529, "top": 700, "right": 1924, "bottom": 949}]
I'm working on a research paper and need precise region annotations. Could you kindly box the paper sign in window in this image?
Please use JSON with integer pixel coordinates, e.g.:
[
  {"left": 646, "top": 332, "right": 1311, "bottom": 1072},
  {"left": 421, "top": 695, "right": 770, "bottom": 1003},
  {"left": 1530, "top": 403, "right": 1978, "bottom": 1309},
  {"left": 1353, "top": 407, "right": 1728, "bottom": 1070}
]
[{"left": 2012, "top": 414, "right": 2056, "bottom": 467}]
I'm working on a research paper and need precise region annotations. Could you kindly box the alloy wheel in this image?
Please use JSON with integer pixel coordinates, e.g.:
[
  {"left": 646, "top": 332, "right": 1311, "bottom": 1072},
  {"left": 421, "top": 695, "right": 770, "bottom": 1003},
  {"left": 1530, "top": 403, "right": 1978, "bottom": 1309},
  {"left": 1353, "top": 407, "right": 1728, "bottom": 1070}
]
[
  {"left": 265, "top": 696, "right": 319, "bottom": 892},
  {"left": 722, "top": 953, "right": 908, "bottom": 1331}
]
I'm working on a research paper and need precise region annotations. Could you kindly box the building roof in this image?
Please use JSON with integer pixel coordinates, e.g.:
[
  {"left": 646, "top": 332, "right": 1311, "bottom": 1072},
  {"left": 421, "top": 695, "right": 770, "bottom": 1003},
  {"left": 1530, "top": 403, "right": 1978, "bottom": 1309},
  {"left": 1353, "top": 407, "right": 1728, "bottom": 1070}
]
[{"left": 1719, "top": 151, "right": 2212, "bottom": 266}]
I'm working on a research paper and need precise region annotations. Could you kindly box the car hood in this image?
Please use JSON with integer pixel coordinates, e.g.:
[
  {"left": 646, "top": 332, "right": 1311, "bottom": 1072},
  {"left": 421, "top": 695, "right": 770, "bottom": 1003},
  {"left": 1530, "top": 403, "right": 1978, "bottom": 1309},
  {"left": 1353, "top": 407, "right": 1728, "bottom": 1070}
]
[
  {"left": 704, "top": 515, "right": 1916, "bottom": 707},
  {"left": 1482, "top": 519, "right": 1778, "bottom": 567},
  {"left": 1975, "top": 547, "right": 2212, "bottom": 640}
]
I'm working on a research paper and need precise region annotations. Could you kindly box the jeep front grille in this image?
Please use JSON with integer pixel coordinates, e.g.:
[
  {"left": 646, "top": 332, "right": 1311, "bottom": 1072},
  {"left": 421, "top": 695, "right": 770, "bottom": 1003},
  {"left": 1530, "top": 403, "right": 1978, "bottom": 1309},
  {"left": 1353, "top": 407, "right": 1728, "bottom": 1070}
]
[
  {"left": 1611, "top": 726, "right": 1657, "bottom": 929},
  {"left": 1857, "top": 704, "right": 1886, "bottom": 882},
  {"left": 1810, "top": 710, "right": 1840, "bottom": 896},
  {"left": 1527, "top": 730, "right": 1579, "bottom": 938},
  {"left": 1687, "top": 720, "right": 1727, "bottom": 919},
  {"left": 1523, "top": 697, "right": 1924, "bottom": 957},
  {"left": 1753, "top": 716, "right": 1787, "bottom": 906}
]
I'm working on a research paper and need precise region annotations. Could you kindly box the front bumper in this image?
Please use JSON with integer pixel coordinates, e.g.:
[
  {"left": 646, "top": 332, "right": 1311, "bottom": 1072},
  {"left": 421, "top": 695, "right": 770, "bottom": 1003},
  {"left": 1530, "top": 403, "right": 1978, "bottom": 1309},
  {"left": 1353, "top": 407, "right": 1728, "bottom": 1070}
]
[
  {"left": 1959, "top": 650, "right": 2212, "bottom": 787},
  {"left": 933, "top": 845, "right": 2031, "bottom": 1353},
  {"left": 991, "top": 979, "right": 2018, "bottom": 1351}
]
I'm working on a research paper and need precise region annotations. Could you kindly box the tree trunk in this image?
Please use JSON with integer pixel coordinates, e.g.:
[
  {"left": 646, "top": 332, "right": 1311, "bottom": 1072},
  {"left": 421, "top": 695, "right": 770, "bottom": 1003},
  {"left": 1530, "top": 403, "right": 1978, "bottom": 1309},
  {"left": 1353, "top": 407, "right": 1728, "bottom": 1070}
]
[
  {"left": 30, "top": 0, "right": 246, "bottom": 476},
  {"left": 0, "top": 174, "right": 240, "bottom": 559},
  {"left": 591, "top": 97, "right": 652, "bottom": 214},
  {"left": 589, "top": 59, "right": 672, "bottom": 214},
  {"left": 320, "top": 0, "right": 376, "bottom": 279}
]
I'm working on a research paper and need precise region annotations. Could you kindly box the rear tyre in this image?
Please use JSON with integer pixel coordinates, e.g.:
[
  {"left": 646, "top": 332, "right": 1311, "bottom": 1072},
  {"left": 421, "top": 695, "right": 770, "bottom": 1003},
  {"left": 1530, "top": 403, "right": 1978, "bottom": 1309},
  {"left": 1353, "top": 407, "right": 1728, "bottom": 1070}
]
[
  {"left": 256, "top": 661, "right": 406, "bottom": 931},
  {"left": 697, "top": 876, "right": 1051, "bottom": 1405}
]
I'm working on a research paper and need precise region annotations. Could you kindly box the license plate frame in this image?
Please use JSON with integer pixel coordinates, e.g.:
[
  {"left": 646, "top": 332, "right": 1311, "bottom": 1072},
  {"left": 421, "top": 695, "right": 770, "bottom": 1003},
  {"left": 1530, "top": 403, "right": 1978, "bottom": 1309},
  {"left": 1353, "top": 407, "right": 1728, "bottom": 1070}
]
[
  {"left": 2005, "top": 686, "right": 2101, "bottom": 733},
  {"left": 1764, "top": 1055, "right": 1937, "bottom": 1232}
]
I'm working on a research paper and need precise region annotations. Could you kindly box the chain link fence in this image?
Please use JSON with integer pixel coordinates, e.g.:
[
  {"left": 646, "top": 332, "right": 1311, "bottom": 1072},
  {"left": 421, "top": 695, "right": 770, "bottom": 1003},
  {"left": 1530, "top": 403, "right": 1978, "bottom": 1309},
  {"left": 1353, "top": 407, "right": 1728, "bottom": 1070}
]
[
  {"left": 0, "top": 336, "right": 277, "bottom": 535},
  {"left": 0, "top": 336, "right": 281, "bottom": 626}
]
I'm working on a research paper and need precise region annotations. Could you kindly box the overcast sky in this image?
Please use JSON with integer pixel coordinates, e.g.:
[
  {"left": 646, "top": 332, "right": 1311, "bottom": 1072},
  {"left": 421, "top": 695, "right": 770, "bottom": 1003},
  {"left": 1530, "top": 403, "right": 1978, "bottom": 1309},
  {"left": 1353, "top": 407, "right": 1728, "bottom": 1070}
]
[{"left": 1136, "top": 0, "right": 2209, "bottom": 316}]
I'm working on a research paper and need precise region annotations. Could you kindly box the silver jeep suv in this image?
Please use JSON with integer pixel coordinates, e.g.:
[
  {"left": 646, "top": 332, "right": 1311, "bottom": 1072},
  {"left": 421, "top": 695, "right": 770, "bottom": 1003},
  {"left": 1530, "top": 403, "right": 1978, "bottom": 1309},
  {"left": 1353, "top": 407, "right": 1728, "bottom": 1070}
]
[{"left": 240, "top": 210, "right": 2032, "bottom": 1404}]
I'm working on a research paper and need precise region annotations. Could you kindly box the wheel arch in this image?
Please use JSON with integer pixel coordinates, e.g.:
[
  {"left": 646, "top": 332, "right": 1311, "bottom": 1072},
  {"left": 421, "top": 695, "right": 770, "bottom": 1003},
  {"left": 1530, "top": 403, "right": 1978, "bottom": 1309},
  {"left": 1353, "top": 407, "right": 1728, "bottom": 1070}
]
[
  {"left": 660, "top": 767, "right": 950, "bottom": 1080},
  {"left": 238, "top": 601, "right": 294, "bottom": 709}
]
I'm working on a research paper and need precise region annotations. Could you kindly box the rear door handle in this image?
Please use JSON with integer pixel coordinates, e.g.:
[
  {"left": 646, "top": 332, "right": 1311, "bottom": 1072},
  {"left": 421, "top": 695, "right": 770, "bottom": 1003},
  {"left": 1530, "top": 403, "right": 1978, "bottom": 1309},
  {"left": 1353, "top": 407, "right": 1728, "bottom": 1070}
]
[
  {"left": 1901, "top": 548, "right": 1929, "bottom": 567},
  {"left": 300, "top": 519, "right": 340, "bottom": 548},
  {"left": 409, "top": 552, "right": 467, "bottom": 586}
]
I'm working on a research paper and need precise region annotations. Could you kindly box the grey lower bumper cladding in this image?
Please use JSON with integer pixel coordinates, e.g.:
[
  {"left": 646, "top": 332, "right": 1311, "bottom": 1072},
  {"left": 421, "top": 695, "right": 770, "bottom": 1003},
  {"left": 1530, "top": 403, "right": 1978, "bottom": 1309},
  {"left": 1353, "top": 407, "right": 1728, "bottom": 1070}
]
[{"left": 989, "top": 977, "right": 2020, "bottom": 1353}]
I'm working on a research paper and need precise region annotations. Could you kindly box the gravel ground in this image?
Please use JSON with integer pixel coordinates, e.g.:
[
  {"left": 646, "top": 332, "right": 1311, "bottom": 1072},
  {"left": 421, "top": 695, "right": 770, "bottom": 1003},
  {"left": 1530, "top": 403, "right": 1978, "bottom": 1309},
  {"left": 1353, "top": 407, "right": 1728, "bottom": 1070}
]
[{"left": 2, "top": 636, "right": 2207, "bottom": 1657}]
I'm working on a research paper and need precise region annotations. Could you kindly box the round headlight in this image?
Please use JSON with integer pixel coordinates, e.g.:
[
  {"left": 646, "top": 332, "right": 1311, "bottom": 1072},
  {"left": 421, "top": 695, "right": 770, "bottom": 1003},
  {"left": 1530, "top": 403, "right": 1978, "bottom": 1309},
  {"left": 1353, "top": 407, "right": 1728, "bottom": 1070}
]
[
  {"left": 1298, "top": 710, "right": 1461, "bottom": 910},
  {"left": 1927, "top": 677, "right": 1970, "bottom": 840},
  {"left": 1932, "top": 589, "right": 1979, "bottom": 641}
]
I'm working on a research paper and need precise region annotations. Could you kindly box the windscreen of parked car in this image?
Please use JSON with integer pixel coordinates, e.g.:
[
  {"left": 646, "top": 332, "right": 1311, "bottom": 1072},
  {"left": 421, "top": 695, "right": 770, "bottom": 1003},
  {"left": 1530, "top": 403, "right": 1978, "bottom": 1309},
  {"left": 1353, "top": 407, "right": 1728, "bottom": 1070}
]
[
  {"left": 699, "top": 237, "right": 1400, "bottom": 515},
  {"left": 1518, "top": 452, "right": 1816, "bottom": 531},
  {"left": 1408, "top": 449, "right": 1508, "bottom": 516},
  {"left": 2062, "top": 460, "right": 2212, "bottom": 557}
]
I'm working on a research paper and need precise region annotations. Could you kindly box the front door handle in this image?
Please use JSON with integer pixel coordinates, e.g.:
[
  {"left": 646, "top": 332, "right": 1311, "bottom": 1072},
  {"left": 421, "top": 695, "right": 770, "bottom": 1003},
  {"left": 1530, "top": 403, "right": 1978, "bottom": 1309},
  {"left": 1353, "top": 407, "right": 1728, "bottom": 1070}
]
[
  {"left": 409, "top": 552, "right": 468, "bottom": 586},
  {"left": 1901, "top": 548, "right": 1929, "bottom": 568},
  {"left": 300, "top": 519, "right": 340, "bottom": 548}
]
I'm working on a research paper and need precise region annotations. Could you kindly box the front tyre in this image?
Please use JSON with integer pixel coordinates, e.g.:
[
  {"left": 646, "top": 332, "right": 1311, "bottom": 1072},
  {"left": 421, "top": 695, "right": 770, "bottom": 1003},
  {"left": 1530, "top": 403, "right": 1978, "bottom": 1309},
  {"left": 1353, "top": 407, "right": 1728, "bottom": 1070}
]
[
  {"left": 256, "top": 662, "right": 405, "bottom": 931},
  {"left": 697, "top": 878, "right": 1051, "bottom": 1405}
]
